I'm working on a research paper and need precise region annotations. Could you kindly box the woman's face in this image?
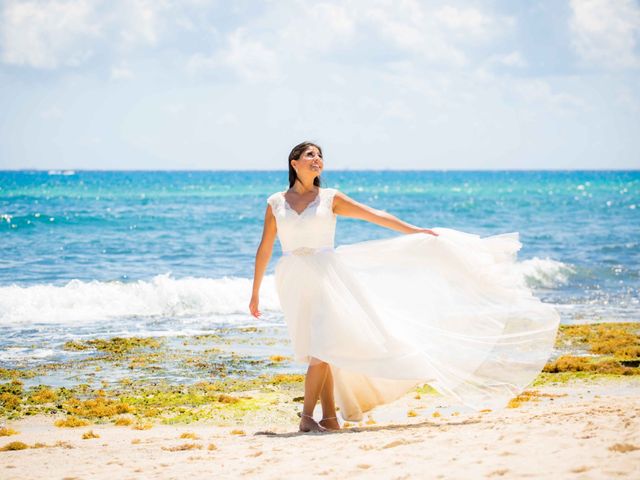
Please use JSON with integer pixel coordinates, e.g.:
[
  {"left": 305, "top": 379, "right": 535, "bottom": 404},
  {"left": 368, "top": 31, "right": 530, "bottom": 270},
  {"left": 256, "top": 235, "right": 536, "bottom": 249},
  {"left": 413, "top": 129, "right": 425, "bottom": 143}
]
[{"left": 292, "top": 146, "right": 323, "bottom": 178}]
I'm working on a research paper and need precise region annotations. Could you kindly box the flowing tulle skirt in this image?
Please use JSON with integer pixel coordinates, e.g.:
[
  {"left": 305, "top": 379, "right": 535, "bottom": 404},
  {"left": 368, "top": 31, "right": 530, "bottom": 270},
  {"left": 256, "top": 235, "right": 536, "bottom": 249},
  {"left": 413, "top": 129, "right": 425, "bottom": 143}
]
[{"left": 274, "top": 228, "right": 560, "bottom": 421}]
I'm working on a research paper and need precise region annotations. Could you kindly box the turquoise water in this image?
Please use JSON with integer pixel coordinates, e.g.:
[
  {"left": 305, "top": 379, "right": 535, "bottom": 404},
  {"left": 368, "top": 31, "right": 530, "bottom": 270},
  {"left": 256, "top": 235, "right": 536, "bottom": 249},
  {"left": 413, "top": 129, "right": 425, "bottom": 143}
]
[{"left": 1, "top": 170, "right": 639, "bottom": 369}]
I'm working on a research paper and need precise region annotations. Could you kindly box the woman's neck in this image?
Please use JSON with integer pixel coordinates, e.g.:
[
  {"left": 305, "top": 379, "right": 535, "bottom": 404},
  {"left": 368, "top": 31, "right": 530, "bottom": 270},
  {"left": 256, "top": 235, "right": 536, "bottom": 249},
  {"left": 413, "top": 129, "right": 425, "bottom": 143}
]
[{"left": 292, "top": 178, "right": 317, "bottom": 194}]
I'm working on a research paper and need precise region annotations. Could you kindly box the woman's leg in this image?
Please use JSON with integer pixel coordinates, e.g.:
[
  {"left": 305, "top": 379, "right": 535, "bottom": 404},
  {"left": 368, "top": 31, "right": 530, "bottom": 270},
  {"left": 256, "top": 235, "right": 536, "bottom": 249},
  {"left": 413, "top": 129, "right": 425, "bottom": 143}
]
[
  {"left": 299, "top": 357, "right": 330, "bottom": 432},
  {"left": 318, "top": 365, "right": 340, "bottom": 430}
]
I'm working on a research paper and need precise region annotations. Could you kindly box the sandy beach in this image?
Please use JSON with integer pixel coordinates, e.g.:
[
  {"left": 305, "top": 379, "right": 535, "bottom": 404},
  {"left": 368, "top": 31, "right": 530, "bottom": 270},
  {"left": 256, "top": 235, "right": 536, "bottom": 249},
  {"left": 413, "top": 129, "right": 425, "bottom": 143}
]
[
  {"left": 2, "top": 1, "right": 639, "bottom": 477},
  {"left": 2, "top": 376, "right": 639, "bottom": 479}
]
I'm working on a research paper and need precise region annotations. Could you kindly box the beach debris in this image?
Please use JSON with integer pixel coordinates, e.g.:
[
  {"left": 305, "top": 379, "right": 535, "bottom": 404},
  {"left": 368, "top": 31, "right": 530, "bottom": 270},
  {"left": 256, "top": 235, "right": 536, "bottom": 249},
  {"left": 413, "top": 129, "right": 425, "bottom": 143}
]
[
  {"left": 23, "top": 441, "right": 73, "bottom": 450},
  {"left": 556, "top": 323, "right": 640, "bottom": 359},
  {"left": 54, "top": 416, "right": 90, "bottom": 428},
  {"left": 162, "top": 443, "right": 202, "bottom": 451},
  {"left": 269, "top": 355, "right": 290, "bottom": 362},
  {"left": 217, "top": 394, "right": 240, "bottom": 404},
  {"left": 608, "top": 443, "right": 640, "bottom": 453},
  {"left": 114, "top": 417, "right": 133, "bottom": 426},
  {"left": 132, "top": 422, "right": 152, "bottom": 430},
  {"left": 542, "top": 356, "right": 638, "bottom": 375},
  {"left": 0, "top": 441, "right": 28, "bottom": 451},
  {"left": 63, "top": 396, "right": 133, "bottom": 418},
  {"left": 63, "top": 337, "right": 162, "bottom": 356},
  {"left": 29, "top": 387, "right": 57, "bottom": 404},
  {"left": 507, "top": 390, "right": 566, "bottom": 408}
]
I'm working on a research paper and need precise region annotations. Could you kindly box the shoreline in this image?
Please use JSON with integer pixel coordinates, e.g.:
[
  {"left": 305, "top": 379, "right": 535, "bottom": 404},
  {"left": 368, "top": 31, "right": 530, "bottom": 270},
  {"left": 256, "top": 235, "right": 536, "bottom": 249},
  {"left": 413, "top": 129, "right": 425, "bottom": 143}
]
[
  {"left": 1, "top": 376, "right": 639, "bottom": 479},
  {"left": 2, "top": 321, "right": 640, "bottom": 478}
]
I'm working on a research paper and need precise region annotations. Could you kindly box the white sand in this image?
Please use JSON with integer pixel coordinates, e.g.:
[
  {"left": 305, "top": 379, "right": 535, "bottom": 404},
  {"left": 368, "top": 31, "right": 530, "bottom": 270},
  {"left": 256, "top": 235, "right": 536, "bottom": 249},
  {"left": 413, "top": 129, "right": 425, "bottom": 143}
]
[{"left": 1, "top": 377, "right": 639, "bottom": 479}]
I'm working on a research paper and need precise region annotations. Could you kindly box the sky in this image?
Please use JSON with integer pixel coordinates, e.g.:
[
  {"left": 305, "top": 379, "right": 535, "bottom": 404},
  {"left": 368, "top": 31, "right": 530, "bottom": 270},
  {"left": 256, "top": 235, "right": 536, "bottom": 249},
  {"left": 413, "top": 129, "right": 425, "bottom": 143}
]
[{"left": 0, "top": 0, "right": 639, "bottom": 171}]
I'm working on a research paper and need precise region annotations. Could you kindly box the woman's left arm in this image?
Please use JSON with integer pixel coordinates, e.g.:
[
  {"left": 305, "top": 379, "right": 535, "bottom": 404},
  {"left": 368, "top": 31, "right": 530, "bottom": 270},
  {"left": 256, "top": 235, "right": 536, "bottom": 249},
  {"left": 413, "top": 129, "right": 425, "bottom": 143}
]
[{"left": 333, "top": 191, "right": 438, "bottom": 236}]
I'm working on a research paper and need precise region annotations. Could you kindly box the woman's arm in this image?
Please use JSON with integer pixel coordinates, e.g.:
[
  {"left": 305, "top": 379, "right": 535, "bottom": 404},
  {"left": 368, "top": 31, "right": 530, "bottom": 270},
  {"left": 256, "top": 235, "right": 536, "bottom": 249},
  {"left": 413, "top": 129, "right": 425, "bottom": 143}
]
[
  {"left": 249, "top": 204, "right": 278, "bottom": 318},
  {"left": 333, "top": 191, "right": 438, "bottom": 236}
]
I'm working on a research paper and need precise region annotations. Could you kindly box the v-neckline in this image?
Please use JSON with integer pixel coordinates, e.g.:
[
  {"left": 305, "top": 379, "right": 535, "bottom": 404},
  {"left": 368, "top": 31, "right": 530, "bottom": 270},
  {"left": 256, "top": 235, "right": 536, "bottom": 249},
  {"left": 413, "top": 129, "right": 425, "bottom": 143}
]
[{"left": 282, "top": 188, "right": 321, "bottom": 216}]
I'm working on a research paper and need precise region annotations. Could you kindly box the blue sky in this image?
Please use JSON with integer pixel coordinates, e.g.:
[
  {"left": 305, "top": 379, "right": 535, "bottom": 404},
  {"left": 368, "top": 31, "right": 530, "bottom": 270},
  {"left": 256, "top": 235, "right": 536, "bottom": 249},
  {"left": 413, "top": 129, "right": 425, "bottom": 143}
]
[{"left": 0, "top": 0, "right": 639, "bottom": 170}]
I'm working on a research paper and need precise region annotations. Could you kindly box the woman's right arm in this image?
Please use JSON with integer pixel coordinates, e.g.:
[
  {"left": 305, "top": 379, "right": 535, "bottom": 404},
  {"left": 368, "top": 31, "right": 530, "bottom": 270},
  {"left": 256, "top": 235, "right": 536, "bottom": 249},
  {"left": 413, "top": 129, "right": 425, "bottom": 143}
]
[
  {"left": 249, "top": 204, "right": 277, "bottom": 318},
  {"left": 333, "top": 191, "right": 438, "bottom": 236}
]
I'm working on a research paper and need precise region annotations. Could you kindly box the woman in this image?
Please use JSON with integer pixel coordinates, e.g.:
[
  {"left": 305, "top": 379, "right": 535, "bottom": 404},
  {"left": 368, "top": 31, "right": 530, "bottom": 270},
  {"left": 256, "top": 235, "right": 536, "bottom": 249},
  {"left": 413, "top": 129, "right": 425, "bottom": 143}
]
[{"left": 249, "top": 142, "right": 560, "bottom": 433}]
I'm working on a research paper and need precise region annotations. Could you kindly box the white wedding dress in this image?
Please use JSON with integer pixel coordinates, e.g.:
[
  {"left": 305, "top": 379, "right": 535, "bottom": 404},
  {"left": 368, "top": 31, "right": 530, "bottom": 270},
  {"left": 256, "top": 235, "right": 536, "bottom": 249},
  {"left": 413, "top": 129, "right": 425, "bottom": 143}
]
[{"left": 267, "top": 187, "right": 560, "bottom": 421}]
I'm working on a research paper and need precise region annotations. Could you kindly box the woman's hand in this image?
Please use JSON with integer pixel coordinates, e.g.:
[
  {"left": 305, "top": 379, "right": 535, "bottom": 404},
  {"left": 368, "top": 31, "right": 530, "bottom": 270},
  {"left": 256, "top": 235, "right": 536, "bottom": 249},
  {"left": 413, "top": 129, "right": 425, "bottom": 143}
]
[
  {"left": 249, "top": 293, "right": 261, "bottom": 318},
  {"left": 414, "top": 228, "right": 439, "bottom": 237}
]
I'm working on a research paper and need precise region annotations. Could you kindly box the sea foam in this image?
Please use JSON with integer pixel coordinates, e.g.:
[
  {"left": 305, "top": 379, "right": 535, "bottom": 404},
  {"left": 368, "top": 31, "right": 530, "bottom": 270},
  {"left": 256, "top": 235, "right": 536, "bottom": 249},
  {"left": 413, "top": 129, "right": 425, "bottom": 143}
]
[
  {"left": 0, "top": 273, "right": 280, "bottom": 325},
  {"left": 516, "top": 257, "right": 575, "bottom": 288},
  {"left": 0, "top": 258, "right": 573, "bottom": 325}
]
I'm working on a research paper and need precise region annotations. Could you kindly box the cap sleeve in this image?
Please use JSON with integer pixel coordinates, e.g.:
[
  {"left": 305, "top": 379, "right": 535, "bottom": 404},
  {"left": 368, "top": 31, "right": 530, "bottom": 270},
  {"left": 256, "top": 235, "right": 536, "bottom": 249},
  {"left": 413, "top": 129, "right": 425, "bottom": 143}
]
[
  {"left": 266, "top": 192, "right": 282, "bottom": 210},
  {"left": 323, "top": 187, "right": 338, "bottom": 213}
]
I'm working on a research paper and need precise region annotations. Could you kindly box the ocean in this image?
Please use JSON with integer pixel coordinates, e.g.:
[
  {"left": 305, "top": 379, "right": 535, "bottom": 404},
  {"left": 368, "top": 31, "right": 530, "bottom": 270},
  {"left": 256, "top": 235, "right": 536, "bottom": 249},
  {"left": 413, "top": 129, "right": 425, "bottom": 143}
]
[{"left": 1, "top": 170, "right": 639, "bottom": 383}]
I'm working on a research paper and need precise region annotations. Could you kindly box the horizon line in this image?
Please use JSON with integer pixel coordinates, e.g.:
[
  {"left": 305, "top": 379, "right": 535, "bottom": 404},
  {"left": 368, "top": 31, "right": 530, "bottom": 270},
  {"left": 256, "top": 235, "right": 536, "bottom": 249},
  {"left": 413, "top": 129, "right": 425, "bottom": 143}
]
[{"left": 2, "top": 168, "right": 639, "bottom": 173}]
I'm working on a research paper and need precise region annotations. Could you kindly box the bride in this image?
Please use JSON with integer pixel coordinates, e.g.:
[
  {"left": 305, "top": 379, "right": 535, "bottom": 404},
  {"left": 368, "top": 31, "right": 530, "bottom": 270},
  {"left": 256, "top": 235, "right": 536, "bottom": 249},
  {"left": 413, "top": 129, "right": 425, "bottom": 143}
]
[{"left": 249, "top": 142, "right": 560, "bottom": 433}]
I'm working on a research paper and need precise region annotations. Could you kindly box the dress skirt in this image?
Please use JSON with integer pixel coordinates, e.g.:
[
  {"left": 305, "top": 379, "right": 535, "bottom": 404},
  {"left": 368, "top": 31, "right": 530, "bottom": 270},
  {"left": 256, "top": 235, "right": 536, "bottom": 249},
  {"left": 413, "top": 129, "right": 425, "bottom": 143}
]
[{"left": 273, "top": 228, "right": 560, "bottom": 421}]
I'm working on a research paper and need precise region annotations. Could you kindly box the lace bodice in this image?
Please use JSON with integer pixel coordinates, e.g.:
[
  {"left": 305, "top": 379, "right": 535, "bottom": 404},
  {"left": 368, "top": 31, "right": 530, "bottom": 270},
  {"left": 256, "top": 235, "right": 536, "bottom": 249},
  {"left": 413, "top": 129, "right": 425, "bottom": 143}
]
[{"left": 267, "top": 187, "right": 338, "bottom": 253}]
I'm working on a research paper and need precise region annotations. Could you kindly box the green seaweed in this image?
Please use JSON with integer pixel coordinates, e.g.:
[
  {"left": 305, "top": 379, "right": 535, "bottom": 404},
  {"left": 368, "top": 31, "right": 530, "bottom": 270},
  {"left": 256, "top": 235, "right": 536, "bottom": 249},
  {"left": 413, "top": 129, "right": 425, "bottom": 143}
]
[
  {"left": 29, "top": 387, "right": 58, "bottom": 404},
  {"left": 2, "top": 322, "right": 637, "bottom": 425},
  {"left": 555, "top": 322, "right": 640, "bottom": 359},
  {"left": 0, "top": 368, "right": 37, "bottom": 380},
  {"left": 62, "top": 395, "right": 134, "bottom": 418},
  {"left": 63, "top": 337, "right": 162, "bottom": 356}
]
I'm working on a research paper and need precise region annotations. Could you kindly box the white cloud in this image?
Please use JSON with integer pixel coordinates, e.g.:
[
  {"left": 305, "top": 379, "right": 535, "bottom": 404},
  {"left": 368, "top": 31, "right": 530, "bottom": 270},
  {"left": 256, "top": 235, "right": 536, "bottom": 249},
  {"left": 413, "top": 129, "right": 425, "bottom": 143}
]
[
  {"left": 434, "top": 5, "right": 495, "bottom": 37},
  {"left": 188, "top": 28, "right": 281, "bottom": 82},
  {"left": 187, "top": 2, "right": 357, "bottom": 81},
  {"left": 513, "top": 79, "right": 588, "bottom": 113},
  {"left": 110, "top": 65, "right": 134, "bottom": 80},
  {"left": 362, "top": 1, "right": 514, "bottom": 67},
  {"left": 364, "top": 2, "right": 468, "bottom": 66},
  {"left": 40, "top": 106, "right": 64, "bottom": 119},
  {"left": 277, "top": 2, "right": 355, "bottom": 55},
  {"left": 570, "top": 0, "right": 640, "bottom": 69},
  {"left": 184, "top": 0, "right": 515, "bottom": 80},
  {"left": 0, "top": 0, "right": 175, "bottom": 70},
  {"left": 116, "top": 0, "right": 164, "bottom": 47},
  {"left": 221, "top": 29, "right": 280, "bottom": 81},
  {"left": 216, "top": 112, "right": 239, "bottom": 126},
  {"left": 163, "top": 102, "right": 185, "bottom": 114},
  {"left": 1, "top": 0, "right": 100, "bottom": 69},
  {"left": 615, "top": 85, "right": 640, "bottom": 112},
  {"left": 1, "top": 0, "right": 516, "bottom": 77},
  {"left": 383, "top": 99, "right": 415, "bottom": 120},
  {"left": 489, "top": 51, "right": 527, "bottom": 68}
]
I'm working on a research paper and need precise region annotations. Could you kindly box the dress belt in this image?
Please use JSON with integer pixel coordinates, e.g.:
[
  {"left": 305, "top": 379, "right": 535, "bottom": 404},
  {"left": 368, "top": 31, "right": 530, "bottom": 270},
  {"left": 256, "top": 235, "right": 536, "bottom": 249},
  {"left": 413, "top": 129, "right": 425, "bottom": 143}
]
[{"left": 282, "top": 246, "right": 335, "bottom": 257}]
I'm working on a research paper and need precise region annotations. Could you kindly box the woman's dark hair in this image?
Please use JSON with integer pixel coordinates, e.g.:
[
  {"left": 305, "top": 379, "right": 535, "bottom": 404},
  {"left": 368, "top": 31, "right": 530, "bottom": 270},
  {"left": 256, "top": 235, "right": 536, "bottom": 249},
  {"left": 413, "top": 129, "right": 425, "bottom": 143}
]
[{"left": 288, "top": 142, "right": 322, "bottom": 188}]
